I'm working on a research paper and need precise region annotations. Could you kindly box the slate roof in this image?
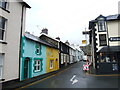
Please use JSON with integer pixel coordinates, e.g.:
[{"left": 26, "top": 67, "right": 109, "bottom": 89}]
[
  {"left": 89, "top": 14, "right": 120, "bottom": 29},
  {"left": 24, "top": 32, "right": 58, "bottom": 49},
  {"left": 106, "top": 14, "right": 120, "bottom": 21}
]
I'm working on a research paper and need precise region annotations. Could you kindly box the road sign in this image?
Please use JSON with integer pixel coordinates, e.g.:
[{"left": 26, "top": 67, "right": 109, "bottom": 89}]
[
  {"left": 83, "top": 64, "right": 89, "bottom": 71},
  {"left": 82, "top": 40, "right": 86, "bottom": 44}
]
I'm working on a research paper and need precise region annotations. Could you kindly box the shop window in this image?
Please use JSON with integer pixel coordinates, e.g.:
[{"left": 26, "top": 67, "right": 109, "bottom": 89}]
[
  {"left": 50, "top": 60, "right": 53, "bottom": 69},
  {"left": 99, "top": 34, "right": 107, "bottom": 46},
  {"left": 98, "top": 20, "right": 106, "bottom": 32},
  {"left": 0, "top": 17, "right": 6, "bottom": 41},
  {"left": 34, "top": 60, "right": 41, "bottom": 72},
  {"left": 112, "top": 64, "right": 118, "bottom": 71}
]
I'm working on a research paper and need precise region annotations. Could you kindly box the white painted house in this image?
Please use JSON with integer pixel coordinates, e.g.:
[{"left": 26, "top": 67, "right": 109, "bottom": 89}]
[
  {"left": 0, "top": 0, "right": 30, "bottom": 82},
  {"left": 89, "top": 14, "right": 120, "bottom": 74}
]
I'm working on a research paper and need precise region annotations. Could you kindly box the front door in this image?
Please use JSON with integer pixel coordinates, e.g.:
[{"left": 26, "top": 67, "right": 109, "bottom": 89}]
[{"left": 24, "top": 58, "right": 30, "bottom": 79}]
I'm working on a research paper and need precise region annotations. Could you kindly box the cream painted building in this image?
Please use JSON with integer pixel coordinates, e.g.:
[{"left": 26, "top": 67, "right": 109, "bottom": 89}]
[
  {"left": 89, "top": 14, "right": 120, "bottom": 74},
  {"left": 0, "top": 0, "right": 30, "bottom": 82}
]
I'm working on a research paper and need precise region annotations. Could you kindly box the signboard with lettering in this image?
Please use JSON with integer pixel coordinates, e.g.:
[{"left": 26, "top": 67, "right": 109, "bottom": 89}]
[
  {"left": 82, "top": 40, "right": 86, "bottom": 44},
  {"left": 109, "top": 37, "right": 120, "bottom": 41}
]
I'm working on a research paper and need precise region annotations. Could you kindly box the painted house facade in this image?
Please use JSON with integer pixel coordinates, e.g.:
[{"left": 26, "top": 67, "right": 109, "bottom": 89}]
[
  {"left": 39, "top": 31, "right": 59, "bottom": 73},
  {"left": 20, "top": 33, "right": 48, "bottom": 80},
  {"left": 69, "top": 45, "right": 76, "bottom": 64},
  {"left": 0, "top": 0, "right": 30, "bottom": 82},
  {"left": 74, "top": 47, "right": 81, "bottom": 62},
  {"left": 89, "top": 14, "right": 120, "bottom": 74},
  {"left": 46, "top": 45, "right": 59, "bottom": 73},
  {"left": 59, "top": 41, "right": 69, "bottom": 67}
]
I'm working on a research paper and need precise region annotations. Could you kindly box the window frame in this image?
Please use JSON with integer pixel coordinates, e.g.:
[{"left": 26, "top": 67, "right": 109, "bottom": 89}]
[
  {"left": 35, "top": 44, "right": 41, "bottom": 55},
  {"left": 34, "top": 60, "right": 41, "bottom": 72},
  {"left": 0, "top": 53, "right": 4, "bottom": 80},
  {"left": 0, "top": 16, "right": 7, "bottom": 41},
  {"left": 0, "top": 0, "right": 9, "bottom": 11},
  {"left": 50, "top": 60, "right": 54, "bottom": 69},
  {"left": 98, "top": 20, "right": 106, "bottom": 32},
  {"left": 99, "top": 34, "right": 107, "bottom": 46}
]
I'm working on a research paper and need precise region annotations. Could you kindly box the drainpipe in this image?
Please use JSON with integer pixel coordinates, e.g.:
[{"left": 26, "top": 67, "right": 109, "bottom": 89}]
[
  {"left": 106, "top": 21, "right": 110, "bottom": 49},
  {"left": 19, "top": 5, "right": 24, "bottom": 81}
]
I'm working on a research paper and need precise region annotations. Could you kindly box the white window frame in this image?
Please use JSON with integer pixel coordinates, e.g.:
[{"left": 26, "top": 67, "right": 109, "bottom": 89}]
[
  {"left": 98, "top": 20, "right": 106, "bottom": 32},
  {"left": 61, "top": 53, "right": 63, "bottom": 64},
  {"left": 0, "top": 54, "right": 4, "bottom": 80},
  {"left": 34, "top": 60, "right": 41, "bottom": 72},
  {"left": 50, "top": 60, "right": 54, "bottom": 69},
  {"left": 0, "top": 16, "right": 6, "bottom": 41}
]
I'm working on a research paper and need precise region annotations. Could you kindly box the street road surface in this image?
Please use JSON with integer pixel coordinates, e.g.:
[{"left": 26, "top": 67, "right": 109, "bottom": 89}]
[{"left": 19, "top": 61, "right": 120, "bottom": 89}]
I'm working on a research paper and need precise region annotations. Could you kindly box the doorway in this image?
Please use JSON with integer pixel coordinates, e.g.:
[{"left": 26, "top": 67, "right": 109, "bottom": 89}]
[{"left": 24, "top": 57, "right": 30, "bottom": 79}]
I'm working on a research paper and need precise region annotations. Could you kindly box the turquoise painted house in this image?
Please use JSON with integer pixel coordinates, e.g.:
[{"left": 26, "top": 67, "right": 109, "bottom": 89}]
[{"left": 20, "top": 32, "right": 53, "bottom": 81}]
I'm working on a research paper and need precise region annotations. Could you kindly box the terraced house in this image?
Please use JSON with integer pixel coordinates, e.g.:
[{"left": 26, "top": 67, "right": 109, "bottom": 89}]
[
  {"left": 39, "top": 29, "right": 59, "bottom": 73},
  {"left": 20, "top": 32, "right": 47, "bottom": 80},
  {"left": 89, "top": 14, "right": 120, "bottom": 74},
  {"left": 0, "top": 0, "right": 30, "bottom": 82}
]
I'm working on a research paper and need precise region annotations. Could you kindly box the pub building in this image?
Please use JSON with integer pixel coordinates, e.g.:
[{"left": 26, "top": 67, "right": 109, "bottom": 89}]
[{"left": 89, "top": 14, "right": 120, "bottom": 74}]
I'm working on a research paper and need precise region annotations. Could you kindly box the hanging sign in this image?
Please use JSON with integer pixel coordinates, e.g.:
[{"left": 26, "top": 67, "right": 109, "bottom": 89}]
[
  {"left": 82, "top": 40, "right": 86, "bottom": 44},
  {"left": 109, "top": 37, "right": 120, "bottom": 41}
]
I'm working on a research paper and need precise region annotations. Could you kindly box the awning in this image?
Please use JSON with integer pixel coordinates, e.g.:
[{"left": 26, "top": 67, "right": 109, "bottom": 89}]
[{"left": 98, "top": 46, "right": 120, "bottom": 52}]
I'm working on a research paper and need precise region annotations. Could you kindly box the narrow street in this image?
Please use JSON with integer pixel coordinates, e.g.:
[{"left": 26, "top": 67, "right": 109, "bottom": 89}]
[{"left": 18, "top": 61, "right": 120, "bottom": 89}]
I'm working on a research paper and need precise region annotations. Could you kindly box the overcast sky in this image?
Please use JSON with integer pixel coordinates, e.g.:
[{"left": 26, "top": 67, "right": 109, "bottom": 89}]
[{"left": 24, "top": 0, "right": 119, "bottom": 45}]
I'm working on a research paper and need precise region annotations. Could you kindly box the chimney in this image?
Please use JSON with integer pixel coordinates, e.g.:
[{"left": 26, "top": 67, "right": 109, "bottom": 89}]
[
  {"left": 41, "top": 28, "right": 48, "bottom": 34},
  {"left": 65, "top": 40, "right": 70, "bottom": 45},
  {"left": 56, "top": 37, "right": 60, "bottom": 40}
]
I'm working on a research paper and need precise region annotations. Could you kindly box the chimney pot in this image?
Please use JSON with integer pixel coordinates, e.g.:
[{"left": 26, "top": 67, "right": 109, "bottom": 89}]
[{"left": 41, "top": 28, "right": 48, "bottom": 34}]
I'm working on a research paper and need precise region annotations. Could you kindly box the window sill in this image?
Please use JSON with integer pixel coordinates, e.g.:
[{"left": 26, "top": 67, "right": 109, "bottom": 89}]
[
  {"left": 50, "top": 68, "right": 53, "bottom": 69},
  {"left": 0, "top": 79, "right": 5, "bottom": 81},
  {"left": 0, "top": 7, "right": 10, "bottom": 13},
  {"left": 99, "top": 45, "right": 107, "bottom": 47},
  {"left": 98, "top": 31, "right": 106, "bottom": 32},
  {"left": 0, "top": 41, "right": 7, "bottom": 44},
  {"left": 34, "top": 70, "right": 41, "bottom": 73}
]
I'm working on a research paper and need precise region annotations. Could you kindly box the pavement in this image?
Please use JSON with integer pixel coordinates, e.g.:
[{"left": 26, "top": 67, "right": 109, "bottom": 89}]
[{"left": 2, "top": 64, "right": 72, "bottom": 89}]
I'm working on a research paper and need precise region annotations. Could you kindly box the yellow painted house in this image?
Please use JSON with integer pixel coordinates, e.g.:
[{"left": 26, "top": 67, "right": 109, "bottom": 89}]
[{"left": 46, "top": 47, "right": 59, "bottom": 73}]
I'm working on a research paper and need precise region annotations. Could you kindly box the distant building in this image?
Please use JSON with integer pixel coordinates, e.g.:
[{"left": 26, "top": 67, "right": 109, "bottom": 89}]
[
  {"left": 0, "top": 0, "right": 30, "bottom": 82},
  {"left": 59, "top": 41, "right": 70, "bottom": 67},
  {"left": 89, "top": 14, "right": 120, "bottom": 74}
]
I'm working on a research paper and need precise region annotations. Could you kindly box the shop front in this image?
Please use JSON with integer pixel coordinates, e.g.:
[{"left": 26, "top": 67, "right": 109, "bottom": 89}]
[{"left": 96, "top": 46, "right": 120, "bottom": 74}]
